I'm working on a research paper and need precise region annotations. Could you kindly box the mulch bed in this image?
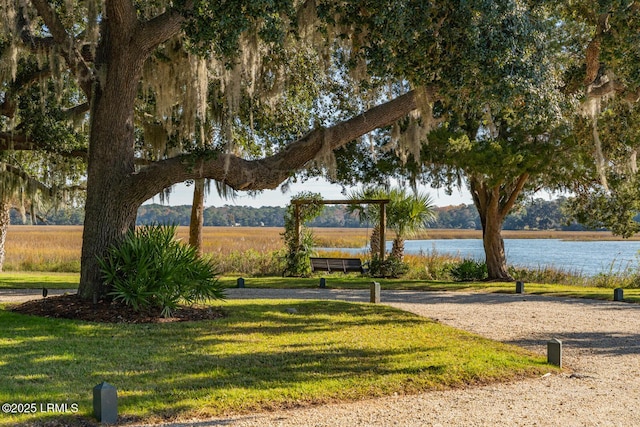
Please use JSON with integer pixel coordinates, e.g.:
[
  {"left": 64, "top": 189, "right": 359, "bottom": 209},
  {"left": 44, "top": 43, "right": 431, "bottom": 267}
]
[{"left": 9, "top": 293, "right": 226, "bottom": 323}]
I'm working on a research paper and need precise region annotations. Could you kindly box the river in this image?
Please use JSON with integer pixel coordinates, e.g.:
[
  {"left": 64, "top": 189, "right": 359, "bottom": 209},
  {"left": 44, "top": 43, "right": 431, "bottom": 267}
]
[{"left": 334, "top": 239, "right": 640, "bottom": 276}]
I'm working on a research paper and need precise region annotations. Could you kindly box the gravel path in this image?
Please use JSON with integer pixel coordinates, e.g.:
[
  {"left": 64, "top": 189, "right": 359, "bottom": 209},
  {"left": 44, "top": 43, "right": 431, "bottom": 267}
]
[{"left": 4, "top": 288, "right": 640, "bottom": 426}]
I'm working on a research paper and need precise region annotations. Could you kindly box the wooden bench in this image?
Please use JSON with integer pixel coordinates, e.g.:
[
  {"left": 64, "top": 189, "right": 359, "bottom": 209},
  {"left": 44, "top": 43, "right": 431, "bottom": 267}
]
[{"left": 310, "top": 257, "right": 365, "bottom": 274}]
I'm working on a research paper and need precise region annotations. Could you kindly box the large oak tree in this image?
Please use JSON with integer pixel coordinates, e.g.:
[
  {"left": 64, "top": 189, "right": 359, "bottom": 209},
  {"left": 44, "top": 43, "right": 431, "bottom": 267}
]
[
  {"left": 3, "top": 0, "right": 437, "bottom": 300},
  {"left": 396, "top": 2, "right": 640, "bottom": 279}
]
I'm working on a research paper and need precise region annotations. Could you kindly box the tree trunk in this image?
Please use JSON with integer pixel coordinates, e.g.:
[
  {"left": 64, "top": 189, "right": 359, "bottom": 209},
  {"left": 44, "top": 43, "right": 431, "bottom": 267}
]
[
  {"left": 0, "top": 201, "right": 10, "bottom": 272},
  {"left": 369, "top": 224, "right": 381, "bottom": 258},
  {"left": 391, "top": 237, "right": 404, "bottom": 261},
  {"left": 189, "top": 178, "right": 205, "bottom": 256},
  {"left": 469, "top": 173, "right": 529, "bottom": 281},
  {"left": 481, "top": 208, "right": 512, "bottom": 281},
  {"left": 78, "top": 20, "right": 145, "bottom": 301}
]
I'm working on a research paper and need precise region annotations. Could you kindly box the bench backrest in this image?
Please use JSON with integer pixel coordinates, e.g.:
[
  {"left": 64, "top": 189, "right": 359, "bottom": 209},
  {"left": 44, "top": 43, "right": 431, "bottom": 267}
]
[{"left": 310, "top": 257, "right": 363, "bottom": 273}]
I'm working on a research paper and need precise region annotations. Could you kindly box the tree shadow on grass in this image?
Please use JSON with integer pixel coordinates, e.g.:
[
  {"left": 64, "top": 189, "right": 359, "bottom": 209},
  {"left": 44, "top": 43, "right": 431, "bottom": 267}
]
[{"left": 1, "top": 300, "right": 480, "bottom": 426}]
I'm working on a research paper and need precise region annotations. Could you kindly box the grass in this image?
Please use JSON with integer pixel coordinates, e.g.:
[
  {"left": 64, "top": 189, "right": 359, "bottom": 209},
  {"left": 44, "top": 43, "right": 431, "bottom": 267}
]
[
  {"left": 0, "top": 299, "right": 554, "bottom": 426},
  {"left": 0, "top": 272, "right": 79, "bottom": 289}
]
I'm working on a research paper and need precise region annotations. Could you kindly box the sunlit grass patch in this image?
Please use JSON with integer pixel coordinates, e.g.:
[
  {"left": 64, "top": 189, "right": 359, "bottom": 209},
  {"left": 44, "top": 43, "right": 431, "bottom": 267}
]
[
  {"left": 0, "top": 299, "right": 553, "bottom": 426},
  {"left": 0, "top": 272, "right": 79, "bottom": 289}
]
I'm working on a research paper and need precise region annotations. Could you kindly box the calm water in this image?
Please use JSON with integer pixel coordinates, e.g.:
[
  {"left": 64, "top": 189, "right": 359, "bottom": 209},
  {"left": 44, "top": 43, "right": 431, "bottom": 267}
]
[{"left": 332, "top": 239, "right": 640, "bottom": 276}]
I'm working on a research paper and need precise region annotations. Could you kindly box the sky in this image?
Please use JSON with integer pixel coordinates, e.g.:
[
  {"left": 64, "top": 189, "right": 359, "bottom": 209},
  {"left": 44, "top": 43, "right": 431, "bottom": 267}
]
[{"left": 143, "top": 178, "right": 474, "bottom": 208}]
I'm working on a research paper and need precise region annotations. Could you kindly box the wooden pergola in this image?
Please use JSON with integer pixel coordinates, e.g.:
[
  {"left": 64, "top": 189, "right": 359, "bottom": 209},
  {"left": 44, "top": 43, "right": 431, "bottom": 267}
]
[{"left": 291, "top": 198, "right": 390, "bottom": 261}]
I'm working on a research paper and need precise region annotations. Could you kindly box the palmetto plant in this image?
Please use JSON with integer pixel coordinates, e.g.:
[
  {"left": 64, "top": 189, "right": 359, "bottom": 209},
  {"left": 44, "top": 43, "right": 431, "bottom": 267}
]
[
  {"left": 387, "top": 188, "right": 436, "bottom": 261},
  {"left": 99, "top": 224, "right": 225, "bottom": 317}
]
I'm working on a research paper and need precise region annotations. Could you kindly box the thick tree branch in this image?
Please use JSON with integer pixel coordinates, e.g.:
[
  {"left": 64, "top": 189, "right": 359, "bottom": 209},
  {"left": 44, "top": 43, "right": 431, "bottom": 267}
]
[
  {"left": 63, "top": 102, "right": 91, "bottom": 123},
  {"left": 22, "top": 40, "right": 98, "bottom": 63},
  {"left": 587, "top": 79, "right": 627, "bottom": 98},
  {"left": 136, "top": 6, "right": 191, "bottom": 55},
  {"left": 107, "top": 0, "right": 138, "bottom": 29},
  {"left": 128, "top": 90, "right": 421, "bottom": 204},
  {"left": 499, "top": 172, "right": 530, "bottom": 218},
  {"left": 469, "top": 176, "right": 487, "bottom": 229}
]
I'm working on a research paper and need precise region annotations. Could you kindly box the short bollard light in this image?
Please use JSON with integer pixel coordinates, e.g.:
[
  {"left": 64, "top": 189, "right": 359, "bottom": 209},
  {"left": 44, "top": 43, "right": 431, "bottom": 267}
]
[
  {"left": 547, "top": 338, "right": 563, "bottom": 368},
  {"left": 614, "top": 288, "right": 624, "bottom": 302},
  {"left": 370, "top": 281, "right": 381, "bottom": 304},
  {"left": 93, "top": 382, "right": 117, "bottom": 424},
  {"left": 319, "top": 278, "right": 326, "bottom": 288},
  {"left": 237, "top": 277, "right": 245, "bottom": 288},
  {"left": 515, "top": 281, "right": 525, "bottom": 294}
]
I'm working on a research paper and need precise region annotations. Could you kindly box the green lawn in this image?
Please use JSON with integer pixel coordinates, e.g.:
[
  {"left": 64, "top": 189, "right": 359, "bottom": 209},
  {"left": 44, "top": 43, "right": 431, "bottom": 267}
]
[
  {"left": 0, "top": 272, "right": 79, "bottom": 289},
  {"left": 0, "top": 299, "right": 554, "bottom": 426}
]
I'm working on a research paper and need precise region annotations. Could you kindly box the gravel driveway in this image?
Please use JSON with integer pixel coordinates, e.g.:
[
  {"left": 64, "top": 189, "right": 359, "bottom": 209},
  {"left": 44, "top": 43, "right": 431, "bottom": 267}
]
[{"left": 4, "top": 288, "right": 640, "bottom": 426}]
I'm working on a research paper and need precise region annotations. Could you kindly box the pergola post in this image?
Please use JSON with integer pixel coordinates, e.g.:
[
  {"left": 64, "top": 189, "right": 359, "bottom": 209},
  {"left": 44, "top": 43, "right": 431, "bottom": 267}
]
[
  {"left": 379, "top": 201, "right": 386, "bottom": 262},
  {"left": 294, "top": 203, "right": 301, "bottom": 249}
]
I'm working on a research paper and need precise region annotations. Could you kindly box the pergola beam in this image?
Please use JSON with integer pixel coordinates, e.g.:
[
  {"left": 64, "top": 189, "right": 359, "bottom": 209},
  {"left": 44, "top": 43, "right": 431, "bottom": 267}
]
[{"left": 291, "top": 199, "right": 389, "bottom": 205}]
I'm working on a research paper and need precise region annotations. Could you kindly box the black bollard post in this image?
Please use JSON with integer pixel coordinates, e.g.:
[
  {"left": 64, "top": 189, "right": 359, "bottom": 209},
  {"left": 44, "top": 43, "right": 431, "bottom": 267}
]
[
  {"left": 614, "top": 288, "right": 624, "bottom": 302},
  {"left": 516, "top": 281, "right": 525, "bottom": 294},
  {"left": 93, "top": 382, "right": 118, "bottom": 423}
]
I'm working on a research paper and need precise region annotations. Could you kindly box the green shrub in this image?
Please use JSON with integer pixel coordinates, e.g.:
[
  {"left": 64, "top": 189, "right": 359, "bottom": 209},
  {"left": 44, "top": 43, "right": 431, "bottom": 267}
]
[
  {"left": 368, "top": 255, "right": 410, "bottom": 278},
  {"left": 508, "top": 265, "right": 587, "bottom": 286},
  {"left": 98, "top": 224, "right": 225, "bottom": 317},
  {"left": 450, "top": 258, "right": 487, "bottom": 281},
  {"left": 590, "top": 271, "right": 640, "bottom": 289}
]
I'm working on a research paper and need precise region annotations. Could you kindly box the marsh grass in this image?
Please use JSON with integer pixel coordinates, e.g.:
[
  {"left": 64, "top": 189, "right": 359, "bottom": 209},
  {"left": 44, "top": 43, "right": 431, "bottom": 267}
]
[
  {"left": 5, "top": 226, "right": 82, "bottom": 272},
  {"left": 0, "top": 299, "right": 553, "bottom": 426}
]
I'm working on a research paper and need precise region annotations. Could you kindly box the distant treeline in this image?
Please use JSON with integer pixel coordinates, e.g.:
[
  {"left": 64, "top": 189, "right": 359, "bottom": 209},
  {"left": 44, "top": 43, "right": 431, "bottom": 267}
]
[{"left": 13, "top": 197, "right": 587, "bottom": 231}]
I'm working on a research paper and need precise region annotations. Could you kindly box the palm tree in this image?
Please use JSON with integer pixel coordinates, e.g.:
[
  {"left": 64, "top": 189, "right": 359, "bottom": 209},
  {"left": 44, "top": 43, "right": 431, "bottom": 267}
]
[{"left": 387, "top": 188, "right": 436, "bottom": 261}]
